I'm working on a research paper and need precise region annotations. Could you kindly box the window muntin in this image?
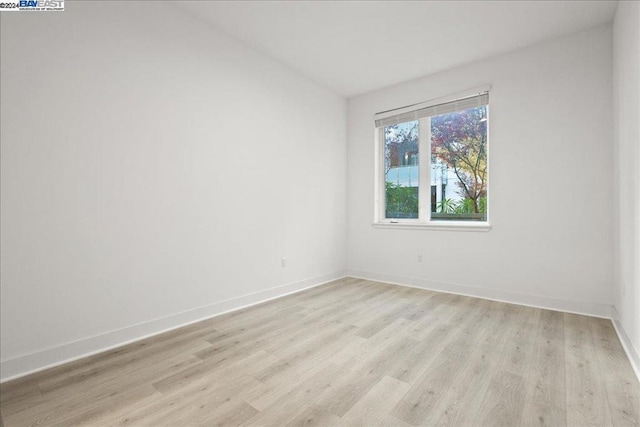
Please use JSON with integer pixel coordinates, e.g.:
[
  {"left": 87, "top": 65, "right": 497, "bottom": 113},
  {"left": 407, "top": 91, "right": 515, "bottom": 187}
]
[{"left": 377, "top": 92, "right": 489, "bottom": 225}]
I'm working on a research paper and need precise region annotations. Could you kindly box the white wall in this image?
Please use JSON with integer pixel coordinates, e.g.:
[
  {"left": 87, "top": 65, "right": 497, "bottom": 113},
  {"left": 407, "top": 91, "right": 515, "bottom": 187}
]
[
  {"left": 347, "top": 26, "right": 613, "bottom": 316},
  {"left": 0, "top": 2, "right": 347, "bottom": 380},
  {"left": 613, "top": 0, "right": 640, "bottom": 371}
]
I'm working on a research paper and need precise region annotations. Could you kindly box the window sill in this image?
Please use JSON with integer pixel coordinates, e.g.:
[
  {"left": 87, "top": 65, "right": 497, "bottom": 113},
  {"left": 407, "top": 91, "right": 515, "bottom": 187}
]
[{"left": 372, "top": 221, "right": 491, "bottom": 232}]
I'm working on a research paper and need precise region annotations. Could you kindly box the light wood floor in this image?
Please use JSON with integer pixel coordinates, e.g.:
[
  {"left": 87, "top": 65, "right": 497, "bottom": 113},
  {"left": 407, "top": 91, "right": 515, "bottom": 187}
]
[{"left": 1, "top": 278, "right": 638, "bottom": 426}]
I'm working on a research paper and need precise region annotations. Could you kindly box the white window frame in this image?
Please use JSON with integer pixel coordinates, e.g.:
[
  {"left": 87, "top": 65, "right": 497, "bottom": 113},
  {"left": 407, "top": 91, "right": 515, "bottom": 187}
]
[{"left": 373, "top": 87, "right": 491, "bottom": 232}]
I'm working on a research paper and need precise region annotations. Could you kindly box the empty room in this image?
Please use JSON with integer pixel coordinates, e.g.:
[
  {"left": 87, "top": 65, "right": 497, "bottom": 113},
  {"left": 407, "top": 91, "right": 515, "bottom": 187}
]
[{"left": 1, "top": 0, "right": 639, "bottom": 425}]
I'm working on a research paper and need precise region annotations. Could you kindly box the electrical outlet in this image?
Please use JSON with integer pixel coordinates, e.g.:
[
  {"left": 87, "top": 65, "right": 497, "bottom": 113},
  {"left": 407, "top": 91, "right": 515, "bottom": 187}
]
[
  {"left": 281, "top": 257, "right": 286, "bottom": 268},
  {"left": 417, "top": 254, "right": 423, "bottom": 262}
]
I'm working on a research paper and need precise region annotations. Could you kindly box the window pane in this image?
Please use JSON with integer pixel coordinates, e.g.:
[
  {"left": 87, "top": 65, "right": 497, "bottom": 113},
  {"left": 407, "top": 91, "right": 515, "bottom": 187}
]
[
  {"left": 430, "top": 106, "right": 488, "bottom": 221},
  {"left": 384, "top": 120, "right": 419, "bottom": 219}
]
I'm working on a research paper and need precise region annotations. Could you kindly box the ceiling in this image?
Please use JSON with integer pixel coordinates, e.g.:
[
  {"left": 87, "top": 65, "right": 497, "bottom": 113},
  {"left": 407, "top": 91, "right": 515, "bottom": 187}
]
[{"left": 175, "top": 1, "right": 617, "bottom": 98}]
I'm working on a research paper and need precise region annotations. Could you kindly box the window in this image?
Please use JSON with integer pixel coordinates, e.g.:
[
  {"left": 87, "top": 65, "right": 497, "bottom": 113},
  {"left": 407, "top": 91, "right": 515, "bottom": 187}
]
[{"left": 375, "top": 89, "right": 489, "bottom": 229}]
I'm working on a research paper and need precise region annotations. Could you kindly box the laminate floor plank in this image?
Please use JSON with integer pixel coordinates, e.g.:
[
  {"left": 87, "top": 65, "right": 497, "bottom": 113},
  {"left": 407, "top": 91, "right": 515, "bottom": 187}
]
[
  {"left": 242, "top": 362, "right": 343, "bottom": 426},
  {"left": 564, "top": 313, "right": 614, "bottom": 427},
  {"left": 194, "top": 310, "right": 309, "bottom": 361},
  {"left": 37, "top": 339, "right": 211, "bottom": 396},
  {"left": 285, "top": 405, "right": 340, "bottom": 427},
  {"left": 117, "top": 374, "right": 262, "bottom": 426},
  {"left": 386, "top": 296, "right": 479, "bottom": 384},
  {"left": 390, "top": 299, "right": 495, "bottom": 425},
  {"left": 499, "top": 311, "right": 539, "bottom": 377},
  {"left": 422, "top": 302, "right": 519, "bottom": 426},
  {"left": 1, "top": 277, "right": 637, "bottom": 427},
  {"left": 242, "top": 357, "right": 336, "bottom": 412},
  {"left": 2, "top": 353, "right": 201, "bottom": 424},
  {"left": 184, "top": 398, "right": 259, "bottom": 427},
  {"left": 151, "top": 350, "right": 277, "bottom": 395},
  {"left": 336, "top": 318, "right": 416, "bottom": 372},
  {"left": 253, "top": 332, "right": 350, "bottom": 391},
  {"left": 312, "top": 323, "right": 419, "bottom": 417},
  {"left": 0, "top": 381, "right": 44, "bottom": 418},
  {"left": 49, "top": 385, "right": 162, "bottom": 427},
  {"left": 252, "top": 324, "right": 356, "bottom": 384},
  {"left": 63, "top": 384, "right": 163, "bottom": 426},
  {"left": 475, "top": 370, "right": 528, "bottom": 427},
  {"left": 206, "top": 304, "right": 306, "bottom": 334},
  {"left": 0, "top": 379, "right": 41, "bottom": 406},
  {"left": 520, "top": 310, "right": 567, "bottom": 427},
  {"left": 353, "top": 299, "right": 416, "bottom": 339},
  {"left": 336, "top": 375, "right": 409, "bottom": 427},
  {"left": 472, "top": 307, "right": 539, "bottom": 427},
  {"left": 588, "top": 317, "right": 640, "bottom": 426}
]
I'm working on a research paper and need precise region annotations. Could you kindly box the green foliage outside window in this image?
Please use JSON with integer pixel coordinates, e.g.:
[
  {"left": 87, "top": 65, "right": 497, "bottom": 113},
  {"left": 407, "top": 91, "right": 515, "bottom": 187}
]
[
  {"left": 437, "top": 197, "right": 487, "bottom": 214},
  {"left": 385, "top": 182, "right": 418, "bottom": 218}
]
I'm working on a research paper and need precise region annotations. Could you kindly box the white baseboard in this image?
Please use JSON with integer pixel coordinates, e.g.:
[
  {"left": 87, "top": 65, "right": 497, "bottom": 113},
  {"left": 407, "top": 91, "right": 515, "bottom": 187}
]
[
  {"left": 0, "top": 271, "right": 346, "bottom": 383},
  {"left": 611, "top": 306, "right": 640, "bottom": 383},
  {"left": 347, "top": 270, "right": 612, "bottom": 319}
]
